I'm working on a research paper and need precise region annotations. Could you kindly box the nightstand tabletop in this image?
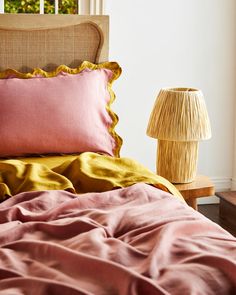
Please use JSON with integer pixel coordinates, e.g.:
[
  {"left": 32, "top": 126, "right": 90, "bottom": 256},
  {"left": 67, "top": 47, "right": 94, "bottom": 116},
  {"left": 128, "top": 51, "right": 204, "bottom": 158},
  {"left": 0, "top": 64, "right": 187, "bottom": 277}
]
[{"left": 174, "top": 175, "right": 215, "bottom": 210}]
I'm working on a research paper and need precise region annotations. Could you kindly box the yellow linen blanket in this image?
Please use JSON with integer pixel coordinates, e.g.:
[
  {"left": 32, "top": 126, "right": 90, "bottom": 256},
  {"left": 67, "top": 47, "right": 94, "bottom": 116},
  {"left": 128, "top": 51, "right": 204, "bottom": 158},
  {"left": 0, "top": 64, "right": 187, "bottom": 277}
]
[{"left": 0, "top": 152, "right": 183, "bottom": 201}]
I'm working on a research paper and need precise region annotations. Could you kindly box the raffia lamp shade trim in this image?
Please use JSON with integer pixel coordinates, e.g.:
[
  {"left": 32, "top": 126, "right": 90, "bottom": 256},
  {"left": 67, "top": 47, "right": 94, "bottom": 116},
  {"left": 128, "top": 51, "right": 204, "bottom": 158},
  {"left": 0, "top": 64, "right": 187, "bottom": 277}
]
[
  {"left": 146, "top": 88, "right": 211, "bottom": 141},
  {"left": 146, "top": 87, "right": 211, "bottom": 184}
]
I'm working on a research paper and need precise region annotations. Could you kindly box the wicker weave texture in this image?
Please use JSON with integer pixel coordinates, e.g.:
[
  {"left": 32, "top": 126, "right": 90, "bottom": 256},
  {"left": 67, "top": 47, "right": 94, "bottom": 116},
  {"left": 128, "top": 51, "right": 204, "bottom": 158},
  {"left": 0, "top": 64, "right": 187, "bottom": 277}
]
[
  {"left": 0, "top": 14, "right": 109, "bottom": 72},
  {"left": 0, "top": 23, "right": 102, "bottom": 72},
  {"left": 157, "top": 140, "right": 199, "bottom": 183}
]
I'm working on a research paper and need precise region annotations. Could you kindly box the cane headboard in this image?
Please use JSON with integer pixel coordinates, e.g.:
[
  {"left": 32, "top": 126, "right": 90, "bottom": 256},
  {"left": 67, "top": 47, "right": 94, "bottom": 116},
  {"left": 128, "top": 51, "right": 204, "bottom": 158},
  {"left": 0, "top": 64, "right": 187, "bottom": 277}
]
[{"left": 0, "top": 14, "right": 109, "bottom": 72}]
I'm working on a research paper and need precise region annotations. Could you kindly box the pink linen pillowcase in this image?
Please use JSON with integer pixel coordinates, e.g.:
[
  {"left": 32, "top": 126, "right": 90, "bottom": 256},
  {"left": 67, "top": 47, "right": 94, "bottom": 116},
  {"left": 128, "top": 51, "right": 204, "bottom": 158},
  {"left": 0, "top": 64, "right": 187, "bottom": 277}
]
[{"left": 0, "top": 61, "right": 122, "bottom": 158}]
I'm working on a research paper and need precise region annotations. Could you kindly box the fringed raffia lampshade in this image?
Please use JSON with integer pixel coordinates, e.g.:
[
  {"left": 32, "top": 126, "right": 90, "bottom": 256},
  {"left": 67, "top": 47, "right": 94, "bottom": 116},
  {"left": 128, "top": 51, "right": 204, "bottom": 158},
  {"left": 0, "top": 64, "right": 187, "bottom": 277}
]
[{"left": 146, "top": 87, "right": 211, "bottom": 183}]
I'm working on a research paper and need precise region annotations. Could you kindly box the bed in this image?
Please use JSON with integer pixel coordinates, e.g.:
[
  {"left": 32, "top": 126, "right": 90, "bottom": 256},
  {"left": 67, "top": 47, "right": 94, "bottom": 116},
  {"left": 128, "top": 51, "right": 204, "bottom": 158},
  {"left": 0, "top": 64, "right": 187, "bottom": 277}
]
[{"left": 0, "top": 14, "right": 235, "bottom": 295}]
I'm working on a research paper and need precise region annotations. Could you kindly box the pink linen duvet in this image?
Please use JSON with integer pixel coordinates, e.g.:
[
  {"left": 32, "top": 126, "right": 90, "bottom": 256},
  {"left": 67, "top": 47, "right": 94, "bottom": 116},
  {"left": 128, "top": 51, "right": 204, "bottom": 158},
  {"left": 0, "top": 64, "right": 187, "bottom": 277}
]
[{"left": 0, "top": 183, "right": 235, "bottom": 295}]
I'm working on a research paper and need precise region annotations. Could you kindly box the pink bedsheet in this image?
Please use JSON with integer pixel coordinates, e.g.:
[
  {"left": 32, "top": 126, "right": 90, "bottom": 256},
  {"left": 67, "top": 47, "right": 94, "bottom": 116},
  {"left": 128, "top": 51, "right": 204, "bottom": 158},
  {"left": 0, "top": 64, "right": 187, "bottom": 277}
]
[{"left": 0, "top": 183, "right": 235, "bottom": 294}]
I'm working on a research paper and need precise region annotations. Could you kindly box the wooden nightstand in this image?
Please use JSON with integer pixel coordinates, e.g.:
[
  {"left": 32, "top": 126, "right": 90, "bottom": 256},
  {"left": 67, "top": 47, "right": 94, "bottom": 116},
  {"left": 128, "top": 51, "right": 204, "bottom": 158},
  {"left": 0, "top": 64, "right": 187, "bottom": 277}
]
[{"left": 174, "top": 175, "right": 215, "bottom": 210}]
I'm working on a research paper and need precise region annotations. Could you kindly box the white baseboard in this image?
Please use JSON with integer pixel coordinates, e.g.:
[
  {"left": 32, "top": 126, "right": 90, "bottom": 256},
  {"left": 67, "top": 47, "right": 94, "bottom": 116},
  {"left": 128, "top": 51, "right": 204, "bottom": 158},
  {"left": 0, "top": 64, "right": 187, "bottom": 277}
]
[
  {"left": 212, "top": 177, "right": 232, "bottom": 192},
  {"left": 231, "top": 178, "right": 236, "bottom": 190},
  {"left": 198, "top": 196, "right": 219, "bottom": 205},
  {"left": 197, "top": 176, "right": 231, "bottom": 205}
]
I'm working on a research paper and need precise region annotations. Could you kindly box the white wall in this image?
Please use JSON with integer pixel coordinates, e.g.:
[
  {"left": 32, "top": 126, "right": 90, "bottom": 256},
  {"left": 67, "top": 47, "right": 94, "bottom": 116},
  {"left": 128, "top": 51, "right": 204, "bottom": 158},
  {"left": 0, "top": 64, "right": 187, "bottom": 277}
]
[{"left": 106, "top": 0, "right": 236, "bottom": 193}]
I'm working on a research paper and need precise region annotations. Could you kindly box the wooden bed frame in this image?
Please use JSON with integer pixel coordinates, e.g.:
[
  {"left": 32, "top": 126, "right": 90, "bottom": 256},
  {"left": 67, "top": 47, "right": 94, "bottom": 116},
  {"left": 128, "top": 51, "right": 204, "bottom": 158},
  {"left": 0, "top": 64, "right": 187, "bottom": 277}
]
[{"left": 0, "top": 14, "right": 109, "bottom": 72}]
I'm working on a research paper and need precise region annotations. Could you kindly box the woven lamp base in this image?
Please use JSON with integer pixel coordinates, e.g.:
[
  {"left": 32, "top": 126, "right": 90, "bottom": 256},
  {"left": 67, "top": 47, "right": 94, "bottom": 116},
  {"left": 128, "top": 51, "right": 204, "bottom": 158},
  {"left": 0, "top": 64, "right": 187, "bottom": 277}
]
[{"left": 157, "top": 140, "right": 199, "bottom": 184}]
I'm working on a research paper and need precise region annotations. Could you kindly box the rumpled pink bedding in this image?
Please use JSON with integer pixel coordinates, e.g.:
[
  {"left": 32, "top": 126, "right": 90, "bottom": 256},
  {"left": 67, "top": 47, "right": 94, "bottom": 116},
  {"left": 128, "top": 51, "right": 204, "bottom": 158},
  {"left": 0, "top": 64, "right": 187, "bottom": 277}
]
[{"left": 0, "top": 183, "right": 235, "bottom": 294}]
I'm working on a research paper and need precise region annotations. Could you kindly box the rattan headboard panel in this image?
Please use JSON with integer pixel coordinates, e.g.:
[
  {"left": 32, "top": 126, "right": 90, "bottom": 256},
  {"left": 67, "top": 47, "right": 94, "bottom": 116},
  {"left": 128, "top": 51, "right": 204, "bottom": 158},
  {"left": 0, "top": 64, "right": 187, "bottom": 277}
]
[{"left": 0, "top": 14, "right": 109, "bottom": 72}]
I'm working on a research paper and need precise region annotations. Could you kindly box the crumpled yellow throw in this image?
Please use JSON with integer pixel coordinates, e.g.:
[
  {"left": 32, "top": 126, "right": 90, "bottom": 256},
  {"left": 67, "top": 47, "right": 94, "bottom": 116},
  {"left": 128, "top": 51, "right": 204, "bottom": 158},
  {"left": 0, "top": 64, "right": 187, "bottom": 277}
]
[{"left": 0, "top": 152, "right": 183, "bottom": 201}]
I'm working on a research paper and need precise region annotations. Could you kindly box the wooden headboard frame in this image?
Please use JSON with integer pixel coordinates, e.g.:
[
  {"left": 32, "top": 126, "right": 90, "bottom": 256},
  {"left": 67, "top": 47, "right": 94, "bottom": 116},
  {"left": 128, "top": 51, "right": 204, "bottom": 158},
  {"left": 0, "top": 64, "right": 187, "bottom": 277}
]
[{"left": 0, "top": 14, "right": 109, "bottom": 72}]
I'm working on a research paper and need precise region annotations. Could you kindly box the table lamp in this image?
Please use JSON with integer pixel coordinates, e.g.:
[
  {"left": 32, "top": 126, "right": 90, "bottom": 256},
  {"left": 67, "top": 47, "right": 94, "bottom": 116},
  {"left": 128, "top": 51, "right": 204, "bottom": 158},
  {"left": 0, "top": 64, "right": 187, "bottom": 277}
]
[{"left": 146, "top": 87, "right": 211, "bottom": 183}]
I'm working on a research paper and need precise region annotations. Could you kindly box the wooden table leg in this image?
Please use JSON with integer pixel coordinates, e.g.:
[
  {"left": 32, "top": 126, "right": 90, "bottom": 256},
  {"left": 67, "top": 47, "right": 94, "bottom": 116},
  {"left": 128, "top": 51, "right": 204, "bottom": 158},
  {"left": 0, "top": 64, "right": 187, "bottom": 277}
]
[{"left": 186, "top": 198, "right": 198, "bottom": 210}]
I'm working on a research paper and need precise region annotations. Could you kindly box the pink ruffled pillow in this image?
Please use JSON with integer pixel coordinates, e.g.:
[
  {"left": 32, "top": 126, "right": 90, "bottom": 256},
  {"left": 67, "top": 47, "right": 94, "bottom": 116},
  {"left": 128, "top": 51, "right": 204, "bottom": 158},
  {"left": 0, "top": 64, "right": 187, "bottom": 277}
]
[{"left": 0, "top": 61, "right": 122, "bottom": 158}]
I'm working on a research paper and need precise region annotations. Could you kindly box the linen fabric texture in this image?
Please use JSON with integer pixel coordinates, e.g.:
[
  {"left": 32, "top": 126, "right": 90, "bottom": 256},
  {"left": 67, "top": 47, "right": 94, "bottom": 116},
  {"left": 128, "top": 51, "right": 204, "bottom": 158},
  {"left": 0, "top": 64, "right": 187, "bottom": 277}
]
[
  {"left": 0, "top": 183, "right": 235, "bottom": 294},
  {"left": 0, "top": 152, "right": 183, "bottom": 201},
  {"left": 0, "top": 61, "right": 122, "bottom": 158}
]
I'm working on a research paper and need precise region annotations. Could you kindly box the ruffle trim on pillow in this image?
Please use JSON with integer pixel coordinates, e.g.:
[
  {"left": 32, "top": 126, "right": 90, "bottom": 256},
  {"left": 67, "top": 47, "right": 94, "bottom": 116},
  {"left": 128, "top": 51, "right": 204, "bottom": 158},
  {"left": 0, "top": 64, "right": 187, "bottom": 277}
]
[{"left": 0, "top": 61, "right": 123, "bottom": 157}]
